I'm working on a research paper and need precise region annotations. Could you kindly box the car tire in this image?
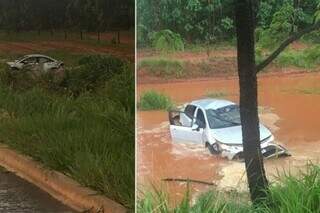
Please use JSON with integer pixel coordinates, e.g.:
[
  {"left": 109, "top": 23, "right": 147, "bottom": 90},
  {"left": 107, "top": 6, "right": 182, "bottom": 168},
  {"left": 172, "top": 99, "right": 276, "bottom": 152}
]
[{"left": 206, "top": 142, "right": 220, "bottom": 155}]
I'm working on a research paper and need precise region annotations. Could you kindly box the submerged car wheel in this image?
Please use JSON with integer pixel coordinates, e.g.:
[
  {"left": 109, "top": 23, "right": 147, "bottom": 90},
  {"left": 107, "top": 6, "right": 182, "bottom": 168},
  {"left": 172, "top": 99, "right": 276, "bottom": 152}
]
[{"left": 206, "top": 142, "right": 221, "bottom": 155}]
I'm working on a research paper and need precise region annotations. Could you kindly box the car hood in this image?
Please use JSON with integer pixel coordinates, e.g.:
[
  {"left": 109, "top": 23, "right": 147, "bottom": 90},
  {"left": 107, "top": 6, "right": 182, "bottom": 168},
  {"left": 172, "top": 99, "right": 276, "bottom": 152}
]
[
  {"left": 210, "top": 124, "right": 272, "bottom": 145},
  {"left": 6, "top": 62, "right": 16, "bottom": 66}
]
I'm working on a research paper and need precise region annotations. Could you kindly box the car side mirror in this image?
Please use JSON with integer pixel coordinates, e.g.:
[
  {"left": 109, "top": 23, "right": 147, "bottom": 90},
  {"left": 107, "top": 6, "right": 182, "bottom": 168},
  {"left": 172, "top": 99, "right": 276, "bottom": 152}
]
[{"left": 192, "top": 123, "right": 200, "bottom": 131}]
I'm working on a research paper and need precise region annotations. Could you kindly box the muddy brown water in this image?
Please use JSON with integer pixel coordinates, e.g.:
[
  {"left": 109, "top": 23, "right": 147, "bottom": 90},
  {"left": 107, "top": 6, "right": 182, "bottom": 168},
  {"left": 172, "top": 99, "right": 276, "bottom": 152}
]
[
  {"left": 0, "top": 167, "right": 75, "bottom": 212},
  {"left": 137, "top": 72, "right": 320, "bottom": 202}
]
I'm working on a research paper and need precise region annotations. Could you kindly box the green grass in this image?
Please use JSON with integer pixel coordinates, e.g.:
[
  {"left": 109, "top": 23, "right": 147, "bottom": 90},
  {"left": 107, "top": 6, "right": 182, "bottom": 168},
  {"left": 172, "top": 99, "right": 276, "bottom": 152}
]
[
  {"left": 138, "top": 164, "right": 320, "bottom": 212},
  {"left": 0, "top": 56, "right": 134, "bottom": 210},
  {"left": 205, "top": 90, "right": 228, "bottom": 98},
  {"left": 185, "top": 41, "right": 236, "bottom": 53},
  {"left": 139, "top": 90, "right": 173, "bottom": 111},
  {"left": 297, "top": 87, "right": 320, "bottom": 95},
  {"left": 274, "top": 45, "right": 320, "bottom": 69},
  {"left": 139, "top": 58, "right": 185, "bottom": 78}
]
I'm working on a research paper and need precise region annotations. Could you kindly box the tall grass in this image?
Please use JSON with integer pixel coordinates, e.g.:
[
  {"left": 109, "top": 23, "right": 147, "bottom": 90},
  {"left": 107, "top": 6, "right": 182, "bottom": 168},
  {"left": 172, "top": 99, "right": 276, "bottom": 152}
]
[
  {"left": 0, "top": 56, "right": 134, "bottom": 210},
  {"left": 138, "top": 58, "right": 185, "bottom": 78},
  {"left": 139, "top": 90, "right": 173, "bottom": 111},
  {"left": 138, "top": 164, "right": 320, "bottom": 213}
]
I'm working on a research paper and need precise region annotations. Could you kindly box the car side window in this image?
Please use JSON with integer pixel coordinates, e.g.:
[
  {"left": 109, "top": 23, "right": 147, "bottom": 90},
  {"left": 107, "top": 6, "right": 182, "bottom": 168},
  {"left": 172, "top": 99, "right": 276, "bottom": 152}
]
[
  {"left": 23, "top": 57, "right": 37, "bottom": 64},
  {"left": 184, "top": 105, "right": 196, "bottom": 119},
  {"left": 39, "top": 57, "right": 51, "bottom": 63},
  {"left": 196, "top": 109, "right": 206, "bottom": 128}
]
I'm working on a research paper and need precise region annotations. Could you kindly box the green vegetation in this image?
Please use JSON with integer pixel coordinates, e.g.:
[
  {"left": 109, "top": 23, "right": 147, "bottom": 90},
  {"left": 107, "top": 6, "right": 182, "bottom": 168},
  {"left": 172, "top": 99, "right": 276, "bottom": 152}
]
[
  {"left": 297, "top": 87, "right": 320, "bottom": 95},
  {"left": 0, "top": 55, "right": 134, "bottom": 210},
  {"left": 138, "top": 0, "right": 320, "bottom": 47},
  {"left": 139, "top": 58, "right": 185, "bottom": 78},
  {"left": 205, "top": 90, "right": 228, "bottom": 98},
  {"left": 149, "top": 30, "right": 184, "bottom": 52},
  {"left": 139, "top": 91, "right": 173, "bottom": 111},
  {"left": 138, "top": 164, "right": 320, "bottom": 212},
  {"left": 275, "top": 45, "right": 320, "bottom": 69}
]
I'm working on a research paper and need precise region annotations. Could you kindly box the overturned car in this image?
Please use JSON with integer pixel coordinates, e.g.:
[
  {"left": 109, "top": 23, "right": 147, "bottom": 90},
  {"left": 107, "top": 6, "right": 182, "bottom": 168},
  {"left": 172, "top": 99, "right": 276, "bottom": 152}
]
[{"left": 169, "top": 98, "right": 290, "bottom": 160}]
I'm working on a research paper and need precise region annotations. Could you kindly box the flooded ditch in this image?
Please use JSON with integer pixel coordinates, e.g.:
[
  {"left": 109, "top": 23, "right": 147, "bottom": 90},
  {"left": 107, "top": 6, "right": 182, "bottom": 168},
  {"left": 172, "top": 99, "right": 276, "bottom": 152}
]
[{"left": 137, "top": 72, "right": 320, "bottom": 202}]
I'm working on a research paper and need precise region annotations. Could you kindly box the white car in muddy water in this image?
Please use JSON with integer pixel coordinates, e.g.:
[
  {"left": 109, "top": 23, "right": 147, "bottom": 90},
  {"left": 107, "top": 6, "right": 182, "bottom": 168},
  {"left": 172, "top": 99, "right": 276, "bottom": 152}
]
[{"left": 169, "top": 98, "right": 290, "bottom": 160}]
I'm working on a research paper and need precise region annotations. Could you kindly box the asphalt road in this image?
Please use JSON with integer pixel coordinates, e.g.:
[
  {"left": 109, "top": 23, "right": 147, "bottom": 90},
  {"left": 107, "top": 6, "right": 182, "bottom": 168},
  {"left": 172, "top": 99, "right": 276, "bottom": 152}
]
[{"left": 0, "top": 167, "right": 75, "bottom": 213}]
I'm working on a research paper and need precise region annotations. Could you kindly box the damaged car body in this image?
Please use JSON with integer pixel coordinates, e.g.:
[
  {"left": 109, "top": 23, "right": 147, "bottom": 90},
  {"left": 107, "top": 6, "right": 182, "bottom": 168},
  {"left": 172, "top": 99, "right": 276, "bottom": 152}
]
[
  {"left": 7, "top": 54, "right": 64, "bottom": 73},
  {"left": 169, "top": 98, "right": 290, "bottom": 160}
]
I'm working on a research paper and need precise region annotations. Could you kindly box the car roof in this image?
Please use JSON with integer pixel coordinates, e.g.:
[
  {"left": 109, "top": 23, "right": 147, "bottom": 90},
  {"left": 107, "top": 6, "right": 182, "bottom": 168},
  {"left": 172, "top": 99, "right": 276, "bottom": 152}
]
[
  {"left": 22, "top": 54, "right": 56, "bottom": 60},
  {"left": 190, "top": 98, "right": 236, "bottom": 110}
]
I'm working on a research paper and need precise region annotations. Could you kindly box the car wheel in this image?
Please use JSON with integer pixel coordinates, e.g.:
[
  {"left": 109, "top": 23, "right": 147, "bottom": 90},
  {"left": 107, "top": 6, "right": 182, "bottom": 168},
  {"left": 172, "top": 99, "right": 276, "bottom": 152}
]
[{"left": 206, "top": 142, "right": 220, "bottom": 155}]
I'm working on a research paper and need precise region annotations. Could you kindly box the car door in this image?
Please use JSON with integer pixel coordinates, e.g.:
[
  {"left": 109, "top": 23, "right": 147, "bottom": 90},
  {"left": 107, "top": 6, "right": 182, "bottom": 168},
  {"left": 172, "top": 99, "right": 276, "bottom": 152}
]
[{"left": 169, "top": 106, "right": 205, "bottom": 144}]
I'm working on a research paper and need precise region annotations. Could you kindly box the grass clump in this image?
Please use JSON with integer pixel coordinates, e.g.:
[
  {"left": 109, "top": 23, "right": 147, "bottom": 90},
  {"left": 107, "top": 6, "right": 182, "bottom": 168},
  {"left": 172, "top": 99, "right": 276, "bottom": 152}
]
[
  {"left": 139, "top": 90, "right": 173, "bottom": 111},
  {"left": 138, "top": 164, "right": 320, "bottom": 213},
  {"left": 139, "top": 58, "right": 185, "bottom": 78},
  {"left": 205, "top": 90, "right": 228, "bottom": 98},
  {"left": 297, "top": 87, "right": 320, "bottom": 95},
  {"left": 0, "top": 56, "right": 134, "bottom": 210}
]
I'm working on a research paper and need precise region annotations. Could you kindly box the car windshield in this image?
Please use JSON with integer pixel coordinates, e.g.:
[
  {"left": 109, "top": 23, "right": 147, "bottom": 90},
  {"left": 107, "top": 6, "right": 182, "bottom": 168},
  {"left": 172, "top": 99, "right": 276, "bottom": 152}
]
[
  {"left": 206, "top": 105, "right": 241, "bottom": 129},
  {"left": 17, "top": 56, "right": 28, "bottom": 61}
]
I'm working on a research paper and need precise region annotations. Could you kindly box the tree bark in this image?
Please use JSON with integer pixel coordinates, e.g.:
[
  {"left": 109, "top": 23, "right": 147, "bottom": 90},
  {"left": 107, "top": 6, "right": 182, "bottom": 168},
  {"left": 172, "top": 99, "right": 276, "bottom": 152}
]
[{"left": 235, "top": 0, "right": 268, "bottom": 203}]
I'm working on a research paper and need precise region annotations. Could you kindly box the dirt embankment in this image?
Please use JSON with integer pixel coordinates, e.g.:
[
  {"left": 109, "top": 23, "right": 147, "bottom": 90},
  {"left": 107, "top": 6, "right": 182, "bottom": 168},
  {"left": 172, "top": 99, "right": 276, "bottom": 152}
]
[
  {"left": 0, "top": 35, "right": 134, "bottom": 61},
  {"left": 137, "top": 42, "right": 318, "bottom": 84}
]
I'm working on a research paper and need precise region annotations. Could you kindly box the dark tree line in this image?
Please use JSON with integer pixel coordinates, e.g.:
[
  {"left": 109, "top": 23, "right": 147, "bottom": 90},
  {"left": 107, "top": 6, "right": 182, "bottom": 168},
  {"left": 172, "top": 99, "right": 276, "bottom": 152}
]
[
  {"left": 138, "top": 0, "right": 320, "bottom": 45},
  {"left": 0, "top": 0, "right": 134, "bottom": 35}
]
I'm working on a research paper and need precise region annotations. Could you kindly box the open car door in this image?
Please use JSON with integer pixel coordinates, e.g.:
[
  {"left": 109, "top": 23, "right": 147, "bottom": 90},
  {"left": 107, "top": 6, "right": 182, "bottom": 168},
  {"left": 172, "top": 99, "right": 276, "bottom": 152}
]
[{"left": 168, "top": 110, "right": 204, "bottom": 144}]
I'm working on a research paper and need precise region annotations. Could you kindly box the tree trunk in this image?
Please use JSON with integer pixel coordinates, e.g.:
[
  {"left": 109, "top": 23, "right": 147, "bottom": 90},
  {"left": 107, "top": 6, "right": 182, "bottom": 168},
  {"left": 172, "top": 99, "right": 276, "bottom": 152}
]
[
  {"left": 64, "top": 30, "right": 67, "bottom": 40},
  {"left": 80, "top": 30, "right": 83, "bottom": 40},
  {"left": 117, "top": 31, "right": 120, "bottom": 44},
  {"left": 235, "top": 0, "right": 268, "bottom": 204},
  {"left": 98, "top": 31, "right": 100, "bottom": 42}
]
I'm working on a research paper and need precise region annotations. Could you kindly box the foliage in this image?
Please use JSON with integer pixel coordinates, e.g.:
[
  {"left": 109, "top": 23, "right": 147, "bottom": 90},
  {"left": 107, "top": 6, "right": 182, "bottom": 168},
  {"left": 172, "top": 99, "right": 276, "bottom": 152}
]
[
  {"left": 0, "top": 0, "right": 133, "bottom": 33},
  {"left": 138, "top": 90, "right": 173, "bottom": 111},
  {"left": 138, "top": 0, "right": 320, "bottom": 47},
  {"left": 276, "top": 45, "right": 320, "bottom": 68},
  {"left": 0, "top": 56, "right": 135, "bottom": 210},
  {"left": 149, "top": 30, "right": 184, "bottom": 52},
  {"left": 138, "top": 164, "right": 320, "bottom": 212},
  {"left": 139, "top": 58, "right": 185, "bottom": 78}
]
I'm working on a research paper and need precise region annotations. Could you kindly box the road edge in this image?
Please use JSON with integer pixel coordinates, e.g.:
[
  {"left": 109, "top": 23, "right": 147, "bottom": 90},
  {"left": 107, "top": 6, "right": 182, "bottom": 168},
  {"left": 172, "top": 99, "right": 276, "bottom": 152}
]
[{"left": 0, "top": 144, "right": 127, "bottom": 213}]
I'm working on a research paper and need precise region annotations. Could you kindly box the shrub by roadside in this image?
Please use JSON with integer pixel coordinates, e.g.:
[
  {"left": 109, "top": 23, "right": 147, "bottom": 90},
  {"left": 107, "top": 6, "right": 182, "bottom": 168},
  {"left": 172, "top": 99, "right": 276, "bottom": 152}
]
[{"left": 139, "top": 90, "right": 173, "bottom": 111}]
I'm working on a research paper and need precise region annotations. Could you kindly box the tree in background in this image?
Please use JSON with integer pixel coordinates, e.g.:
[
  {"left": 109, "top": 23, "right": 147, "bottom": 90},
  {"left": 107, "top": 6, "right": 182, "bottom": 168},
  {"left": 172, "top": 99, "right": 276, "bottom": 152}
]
[
  {"left": 0, "top": 0, "right": 134, "bottom": 37},
  {"left": 137, "top": 0, "right": 320, "bottom": 47}
]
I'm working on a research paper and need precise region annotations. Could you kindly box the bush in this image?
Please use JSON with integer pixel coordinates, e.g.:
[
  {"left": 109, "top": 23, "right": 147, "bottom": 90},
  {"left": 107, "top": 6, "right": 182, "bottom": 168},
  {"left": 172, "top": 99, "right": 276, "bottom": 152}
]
[
  {"left": 276, "top": 45, "right": 320, "bottom": 68},
  {"left": 139, "top": 58, "right": 185, "bottom": 78},
  {"left": 63, "top": 55, "right": 127, "bottom": 95},
  {"left": 139, "top": 90, "right": 173, "bottom": 110},
  {"left": 149, "top": 30, "right": 184, "bottom": 52}
]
